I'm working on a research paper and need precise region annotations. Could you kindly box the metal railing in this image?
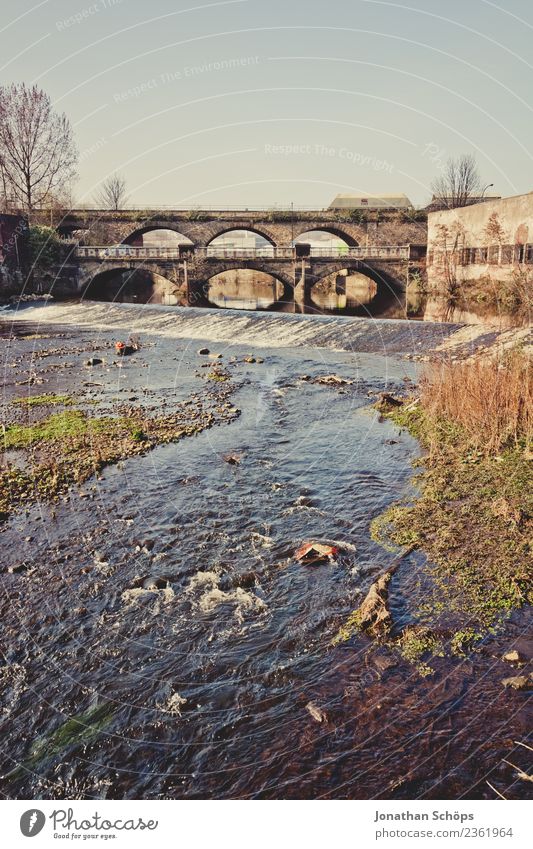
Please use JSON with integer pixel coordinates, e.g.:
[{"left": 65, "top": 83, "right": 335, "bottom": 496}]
[
  {"left": 75, "top": 246, "right": 181, "bottom": 259},
  {"left": 198, "top": 246, "right": 295, "bottom": 259},
  {"left": 308, "top": 245, "right": 410, "bottom": 259},
  {"left": 74, "top": 244, "right": 411, "bottom": 261}
]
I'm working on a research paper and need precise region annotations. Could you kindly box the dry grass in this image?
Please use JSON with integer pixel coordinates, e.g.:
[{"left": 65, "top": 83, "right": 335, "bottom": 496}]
[{"left": 420, "top": 350, "right": 533, "bottom": 454}]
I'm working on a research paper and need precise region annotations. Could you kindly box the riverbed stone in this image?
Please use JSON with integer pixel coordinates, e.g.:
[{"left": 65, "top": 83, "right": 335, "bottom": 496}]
[{"left": 501, "top": 674, "right": 532, "bottom": 690}]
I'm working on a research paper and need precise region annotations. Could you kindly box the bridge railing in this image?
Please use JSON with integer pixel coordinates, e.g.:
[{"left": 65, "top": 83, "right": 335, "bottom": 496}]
[
  {"left": 308, "top": 245, "right": 410, "bottom": 259},
  {"left": 75, "top": 246, "right": 182, "bottom": 259},
  {"left": 198, "top": 247, "right": 295, "bottom": 259},
  {"left": 74, "top": 245, "right": 411, "bottom": 261}
]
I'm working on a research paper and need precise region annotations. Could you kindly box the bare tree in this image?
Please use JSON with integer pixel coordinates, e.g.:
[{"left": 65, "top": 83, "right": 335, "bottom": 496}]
[
  {"left": 0, "top": 83, "right": 77, "bottom": 211},
  {"left": 430, "top": 154, "right": 484, "bottom": 209},
  {"left": 96, "top": 173, "right": 129, "bottom": 210}
]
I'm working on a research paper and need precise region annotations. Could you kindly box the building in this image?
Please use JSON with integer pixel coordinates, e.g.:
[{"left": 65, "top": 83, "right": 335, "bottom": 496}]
[
  {"left": 328, "top": 193, "right": 413, "bottom": 210},
  {"left": 427, "top": 191, "right": 533, "bottom": 286},
  {"left": 424, "top": 194, "right": 501, "bottom": 212}
]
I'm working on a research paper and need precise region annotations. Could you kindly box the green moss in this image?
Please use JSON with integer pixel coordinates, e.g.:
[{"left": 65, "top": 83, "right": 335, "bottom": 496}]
[
  {"left": 398, "top": 628, "right": 445, "bottom": 677},
  {"left": 11, "top": 394, "right": 72, "bottom": 407},
  {"left": 207, "top": 372, "right": 229, "bottom": 382},
  {"left": 450, "top": 628, "right": 483, "bottom": 656},
  {"left": 331, "top": 609, "right": 364, "bottom": 645},
  {"left": 8, "top": 704, "right": 114, "bottom": 778},
  {"left": 2, "top": 410, "right": 136, "bottom": 449}
]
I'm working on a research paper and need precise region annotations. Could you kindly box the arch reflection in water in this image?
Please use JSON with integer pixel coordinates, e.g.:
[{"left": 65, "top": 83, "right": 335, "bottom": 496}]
[
  {"left": 207, "top": 269, "right": 285, "bottom": 310},
  {"left": 311, "top": 270, "right": 378, "bottom": 312},
  {"left": 84, "top": 268, "right": 185, "bottom": 306}
]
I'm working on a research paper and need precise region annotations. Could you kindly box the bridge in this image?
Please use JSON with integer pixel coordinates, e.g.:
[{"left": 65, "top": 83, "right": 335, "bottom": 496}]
[{"left": 50, "top": 208, "right": 427, "bottom": 310}]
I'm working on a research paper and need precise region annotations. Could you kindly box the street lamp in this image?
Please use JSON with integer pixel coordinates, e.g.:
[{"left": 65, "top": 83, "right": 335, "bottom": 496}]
[{"left": 481, "top": 183, "right": 494, "bottom": 198}]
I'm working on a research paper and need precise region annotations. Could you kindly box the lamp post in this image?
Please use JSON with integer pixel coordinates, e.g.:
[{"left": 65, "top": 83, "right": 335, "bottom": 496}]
[{"left": 481, "top": 183, "right": 494, "bottom": 198}]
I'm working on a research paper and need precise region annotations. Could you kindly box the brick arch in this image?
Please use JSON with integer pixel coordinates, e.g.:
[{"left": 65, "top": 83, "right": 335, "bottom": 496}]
[
  {"left": 310, "top": 262, "right": 405, "bottom": 314},
  {"left": 121, "top": 225, "right": 194, "bottom": 246},
  {"left": 79, "top": 264, "right": 179, "bottom": 299},
  {"left": 203, "top": 261, "right": 294, "bottom": 290},
  {"left": 204, "top": 225, "right": 278, "bottom": 247},
  {"left": 291, "top": 224, "right": 360, "bottom": 247},
  {"left": 312, "top": 260, "right": 403, "bottom": 288},
  {"left": 188, "top": 262, "right": 295, "bottom": 306}
]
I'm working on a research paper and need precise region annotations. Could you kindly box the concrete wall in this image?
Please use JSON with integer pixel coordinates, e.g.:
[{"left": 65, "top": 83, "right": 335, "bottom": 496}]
[{"left": 427, "top": 191, "right": 533, "bottom": 287}]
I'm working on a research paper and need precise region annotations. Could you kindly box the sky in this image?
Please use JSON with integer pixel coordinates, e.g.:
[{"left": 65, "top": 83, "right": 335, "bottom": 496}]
[{"left": 2, "top": 0, "right": 533, "bottom": 208}]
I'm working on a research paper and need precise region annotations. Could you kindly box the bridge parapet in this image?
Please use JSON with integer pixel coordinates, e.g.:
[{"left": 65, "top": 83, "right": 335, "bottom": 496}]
[{"left": 74, "top": 244, "right": 411, "bottom": 261}]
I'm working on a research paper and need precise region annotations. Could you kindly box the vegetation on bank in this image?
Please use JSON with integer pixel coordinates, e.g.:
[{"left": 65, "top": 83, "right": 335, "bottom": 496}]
[
  {"left": 0, "top": 388, "right": 237, "bottom": 520},
  {"left": 434, "top": 268, "right": 533, "bottom": 325},
  {"left": 26, "top": 224, "right": 61, "bottom": 273},
  {"left": 336, "top": 350, "right": 532, "bottom": 675}
]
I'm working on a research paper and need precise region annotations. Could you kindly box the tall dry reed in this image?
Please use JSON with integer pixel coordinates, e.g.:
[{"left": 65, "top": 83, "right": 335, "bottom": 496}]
[{"left": 420, "top": 350, "right": 533, "bottom": 454}]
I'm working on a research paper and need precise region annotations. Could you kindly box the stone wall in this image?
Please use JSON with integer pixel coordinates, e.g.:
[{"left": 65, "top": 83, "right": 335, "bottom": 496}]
[{"left": 427, "top": 191, "right": 533, "bottom": 288}]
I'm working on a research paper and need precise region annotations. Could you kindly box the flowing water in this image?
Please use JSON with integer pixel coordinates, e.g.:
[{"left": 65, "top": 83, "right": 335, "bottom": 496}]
[{"left": 0, "top": 302, "right": 530, "bottom": 800}]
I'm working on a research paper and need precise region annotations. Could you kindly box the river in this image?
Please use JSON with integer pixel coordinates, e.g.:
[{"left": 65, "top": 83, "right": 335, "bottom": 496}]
[{"left": 0, "top": 302, "right": 530, "bottom": 800}]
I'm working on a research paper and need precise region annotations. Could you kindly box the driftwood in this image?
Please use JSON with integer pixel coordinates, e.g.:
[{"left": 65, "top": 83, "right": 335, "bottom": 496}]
[
  {"left": 356, "top": 571, "right": 394, "bottom": 637},
  {"left": 332, "top": 548, "right": 413, "bottom": 645}
]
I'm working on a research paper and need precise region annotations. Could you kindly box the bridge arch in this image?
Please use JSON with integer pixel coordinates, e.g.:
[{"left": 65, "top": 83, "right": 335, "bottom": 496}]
[
  {"left": 310, "top": 262, "right": 404, "bottom": 316},
  {"left": 81, "top": 265, "right": 184, "bottom": 305},
  {"left": 205, "top": 268, "right": 287, "bottom": 310},
  {"left": 189, "top": 261, "right": 294, "bottom": 308},
  {"left": 292, "top": 226, "right": 359, "bottom": 247},
  {"left": 122, "top": 226, "right": 193, "bottom": 247},
  {"left": 205, "top": 227, "right": 277, "bottom": 248}
]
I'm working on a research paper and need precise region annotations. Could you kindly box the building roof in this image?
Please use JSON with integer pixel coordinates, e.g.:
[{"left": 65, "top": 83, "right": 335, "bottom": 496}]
[{"left": 329, "top": 193, "right": 413, "bottom": 209}]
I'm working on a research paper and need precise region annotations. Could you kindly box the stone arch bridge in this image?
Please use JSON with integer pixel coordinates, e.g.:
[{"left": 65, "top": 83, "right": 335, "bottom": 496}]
[{"left": 53, "top": 209, "right": 426, "bottom": 307}]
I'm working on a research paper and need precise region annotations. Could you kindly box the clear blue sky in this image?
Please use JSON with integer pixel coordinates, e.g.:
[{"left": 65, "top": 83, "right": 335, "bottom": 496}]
[{"left": 3, "top": 0, "right": 532, "bottom": 207}]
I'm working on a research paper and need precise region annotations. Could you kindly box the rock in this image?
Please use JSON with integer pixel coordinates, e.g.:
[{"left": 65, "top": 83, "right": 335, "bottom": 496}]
[
  {"left": 133, "top": 538, "right": 155, "bottom": 552},
  {"left": 502, "top": 674, "right": 532, "bottom": 690},
  {"left": 211, "top": 353, "right": 223, "bottom": 359},
  {"left": 502, "top": 650, "right": 525, "bottom": 665},
  {"left": 372, "top": 650, "right": 399, "bottom": 673},
  {"left": 197, "top": 348, "right": 210, "bottom": 355},
  {"left": 377, "top": 392, "right": 403, "bottom": 408},
  {"left": 355, "top": 571, "right": 394, "bottom": 637},
  {"left": 305, "top": 701, "right": 328, "bottom": 723},
  {"left": 316, "top": 374, "right": 350, "bottom": 386},
  {"left": 85, "top": 357, "right": 103, "bottom": 366},
  {"left": 223, "top": 453, "right": 241, "bottom": 465},
  {"left": 7, "top": 563, "right": 29, "bottom": 574},
  {"left": 295, "top": 541, "right": 338, "bottom": 564},
  {"left": 244, "top": 356, "right": 256, "bottom": 363},
  {"left": 142, "top": 575, "right": 170, "bottom": 591}
]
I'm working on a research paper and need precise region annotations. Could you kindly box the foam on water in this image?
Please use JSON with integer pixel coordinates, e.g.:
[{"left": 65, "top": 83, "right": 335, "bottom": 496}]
[{"left": 3, "top": 300, "right": 464, "bottom": 355}]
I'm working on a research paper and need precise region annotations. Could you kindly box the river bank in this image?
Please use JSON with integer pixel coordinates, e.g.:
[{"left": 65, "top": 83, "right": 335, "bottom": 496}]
[{"left": 0, "top": 302, "right": 531, "bottom": 800}]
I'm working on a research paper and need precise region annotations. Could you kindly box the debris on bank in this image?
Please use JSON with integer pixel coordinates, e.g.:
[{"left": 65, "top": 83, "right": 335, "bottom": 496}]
[
  {"left": 295, "top": 541, "right": 338, "bottom": 565},
  {"left": 306, "top": 701, "right": 328, "bottom": 723},
  {"left": 331, "top": 568, "right": 394, "bottom": 645},
  {"left": 115, "top": 336, "right": 140, "bottom": 357}
]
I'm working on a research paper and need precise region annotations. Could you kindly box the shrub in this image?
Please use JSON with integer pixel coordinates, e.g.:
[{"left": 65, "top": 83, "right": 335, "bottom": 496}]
[{"left": 420, "top": 350, "right": 532, "bottom": 454}]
